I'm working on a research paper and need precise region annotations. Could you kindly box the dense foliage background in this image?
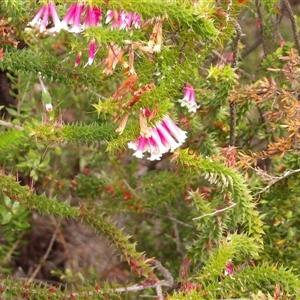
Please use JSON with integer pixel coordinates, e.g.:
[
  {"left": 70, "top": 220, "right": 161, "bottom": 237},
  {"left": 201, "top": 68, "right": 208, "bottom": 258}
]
[{"left": 1, "top": 0, "right": 300, "bottom": 299}]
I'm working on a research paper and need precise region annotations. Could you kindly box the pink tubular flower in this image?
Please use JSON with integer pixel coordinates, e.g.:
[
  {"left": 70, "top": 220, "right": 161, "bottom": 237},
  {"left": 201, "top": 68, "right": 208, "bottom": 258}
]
[
  {"left": 225, "top": 262, "right": 233, "bottom": 277},
  {"left": 105, "top": 10, "right": 121, "bottom": 29},
  {"left": 132, "top": 12, "right": 141, "bottom": 29},
  {"left": 105, "top": 10, "right": 115, "bottom": 24},
  {"left": 28, "top": 1, "right": 61, "bottom": 33},
  {"left": 116, "top": 11, "right": 127, "bottom": 30},
  {"left": 48, "top": 1, "right": 62, "bottom": 32},
  {"left": 162, "top": 115, "right": 187, "bottom": 144},
  {"left": 40, "top": 4, "right": 50, "bottom": 33},
  {"left": 125, "top": 12, "right": 134, "bottom": 27},
  {"left": 114, "top": 11, "right": 127, "bottom": 30},
  {"left": 74, "top": 51, "right": 82, "bottom": 67},
  {"left": 87, "top": 39, "right": 96, "bottom": 66},
  {"left": 62, "top": 3, "right": 102, "bottom": 32},
  {"left": 121, "top": 12, "right": 132, "bottom": 30},
  {"left": 83, "top": 6, "right": 102, "bottom": 29},
  {"left": 106, "top": 10, "right": 141, "bottom": 30},
  {"left": 128, "top": 140, "right": 138, "bottom": 151},
  {"left": 156, "top": 122, "right": 180, "bottom": 152},
  {"left": 70, "top": 2, "right": 85, "bottom": 33},
  {"left": 60, "top": 4, "right": 77, "bottom": 30},
  {"left": 128, "top": 114, "right": 187, "bottom": 160},
  {"left": 179, "top": 83, "right": 200, "bottom": 114},
  {"left": 133, "top": 136, "right": 149, "bottom": 159},
  {"left": 61, "top": 2, "right": 85, "bottom": 33},
  {"left": 28, "top": 5, "right": 46, "bottom": 27},
  {"left": 150, "top": 128, "right": 168, "bottom": 154}
]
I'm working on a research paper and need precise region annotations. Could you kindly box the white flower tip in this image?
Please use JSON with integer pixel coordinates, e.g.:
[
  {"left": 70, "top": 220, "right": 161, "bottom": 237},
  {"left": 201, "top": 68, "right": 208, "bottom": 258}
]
[
  {"left": 84, "top": 59, "right": 93, "bottom": 67},
  {"left": 153, "top": 45, "right": 161, "bottom": 52},
  {"left": 170, "top": 142, "right": 181, "bottom": 152},
  {"left": 147, "top": 154, "right": 162, "bottom": 161},
  {"left": 45, "top": 103, "right": 53, "bottom": 112},
  {"left": 39, "top": 25, "right": 46, "bottom": 33},
  {"left": 28, "top": 21, "right": 36, "bottom": 27},
  {"left": 68, "top": 26, "right": 84, "bottom": 33},
  {"left": 128, "top": 142, "right": 138, "bottom": 150},
  {"left": 188, "top": 107, "right": 197, "bottom": 113},
  {"left": 178, "top": 99, "right": 189, "bottom": 106},
  {"left": 133, "top": 151, "right": 144, "bottom": 159},
  {"left": 60, "top": 21, "right": 69, "bottom": 30},
  {"left": 54, "top": 24, "right": 62, "bottom": 32}
]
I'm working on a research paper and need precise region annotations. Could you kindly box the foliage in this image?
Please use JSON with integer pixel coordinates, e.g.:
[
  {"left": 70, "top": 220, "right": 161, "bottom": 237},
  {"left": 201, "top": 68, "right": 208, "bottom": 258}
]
[{"left": 1, "top": 0, "right": 300, "bottom": 299}]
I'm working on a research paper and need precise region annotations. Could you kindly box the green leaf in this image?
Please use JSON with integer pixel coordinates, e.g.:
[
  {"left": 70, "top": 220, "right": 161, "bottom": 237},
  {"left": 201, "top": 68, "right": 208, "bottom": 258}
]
[
  {"left": 1, "top": 212, "right": 12, "bottom": 224},
  {"left": 11, "top": 201, "right": 20, "bottom": 214},
  {"left": 4, "top": 196, "right": 12, "bottom": 208},
  {"left": 5, "top": 107, "right": 18, "bottom": 117}
]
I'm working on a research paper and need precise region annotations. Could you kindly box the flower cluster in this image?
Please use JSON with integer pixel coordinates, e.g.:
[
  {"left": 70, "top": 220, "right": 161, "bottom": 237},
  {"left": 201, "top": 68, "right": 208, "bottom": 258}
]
[
  {"left": 28, "top": 2, "right": 141, "bottom": 34},
  {"left": 61, "top": 3, "right": 102, "bottom": 33},
  {"left": 28, "top": 2, "right": 142, "bottom": 68},
  {"left": 128, "top": 115, "right": 187, "bottom": 161},
  {"left": 178, "top": 83, "right": 199, "bottom": 113},
  {"left": 106, "top": 10, "right": 141, "bottom": 30},
  {"left": 28, "top": 1, "right": 61, "bottom": 33},
  {"left": 73, "top": 38, "right": 98, "bottom": 68}
]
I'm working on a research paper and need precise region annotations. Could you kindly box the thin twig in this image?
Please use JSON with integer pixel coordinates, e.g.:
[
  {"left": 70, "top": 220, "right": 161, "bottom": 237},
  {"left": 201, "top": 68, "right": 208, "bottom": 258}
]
[
  {"left": 192, "top": 203, "right": 236, "bottom": 220},
  {"left": 229, "top": 20, "right": 242, "bottom": 146},
  {"left": 253, "top": 167, "right": 300, "bottom": 197},
  {"left": 84, "top": 87, "right": 108, "bottom": 100},
  {"left": 274, "top": 0, "right": 285, "bottom": 44},
  {"left": 14, "top": 277, "right": 65, "bottom": 288},
  {"left": 64, "top": 281, "right": 172, "bottom": 298},
  {"left": 1, "top": 232, "right": 25, "bottom": 266},
  {"left": 241, "top": 37, "right": 262, "bottom": 59},
  {"left": 151, "top": 259, "right": 174, "bottom": 287},
  {"left": 165, "top": 203, "right": 185, "bottom": 257},
  {"left": 255, "top": 0, "right": 268, "bottom": 56},
  {"left": 123, "top": 179, "right": 142, "bottom": 201},
  {"left": 231, "top": 21, "right": 242, "bottom": 69},
  {"left": 0, "top": 120, "right": 24, "bottom": 130},
  {"left": 18, "top": 73, "right": 32, "bottom": 115},
  {"left": 282, "top": 0, "right": 300, "bottom": 55},
  {"left": 155, "top": 284, "right": 163, "bottom": 300},
  {"left": 51, "top": 215, "right": 74, "bottom": 269},
  {"left": 198, "top": 41, "right": 254, "bottom": 80},
  {"left": 26, "top": 218, "right": 62, "bottom": 284},
  {"left": 166, "top": 215, "right": 193, "bottom": 228},
  {"left": 221, "top": 299, "right": 249, "bottom": 300},
  {"left": 179, "top": 40, "right": 187, "bottom": 64}
]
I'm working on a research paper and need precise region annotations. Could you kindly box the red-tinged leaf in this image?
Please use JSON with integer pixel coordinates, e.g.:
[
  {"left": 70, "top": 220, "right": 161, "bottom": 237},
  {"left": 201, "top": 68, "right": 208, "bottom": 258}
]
[
  {"left": 255, "top": 19, "right": 262, "bottom": 28},
  {"left": 279, "top": 38, "right": 285, "bottom": 47},
  {"left": 95, "top": 284, "right": 101, "bottom": 292},
  {"left": 106, "top": 186, "right": 115, "bottom": 194},
  {"left": 49, "top": 286, "right": 56, "bottom": 293},
  {"left": 123, "top": 191, "right": 131, "bottom": 200},
  {"left": 83, "top": 167, "right": 90, "bottom": 175}
]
